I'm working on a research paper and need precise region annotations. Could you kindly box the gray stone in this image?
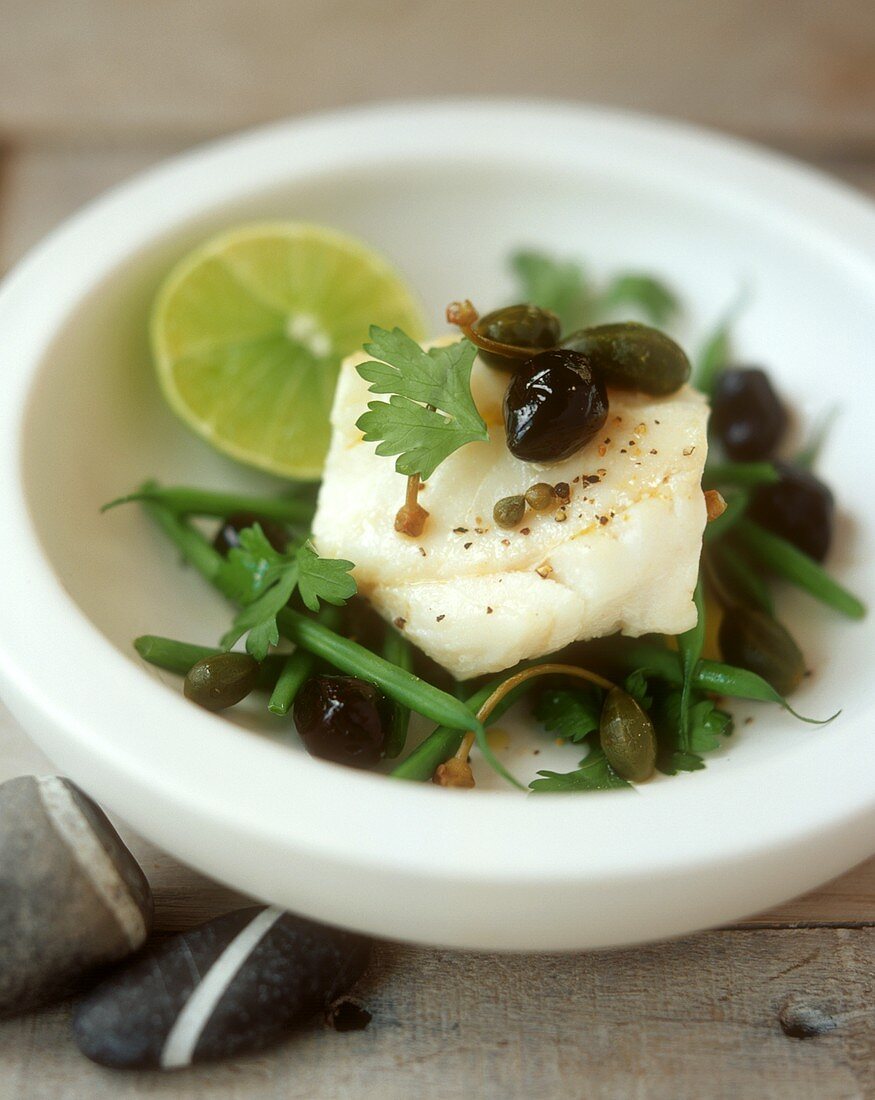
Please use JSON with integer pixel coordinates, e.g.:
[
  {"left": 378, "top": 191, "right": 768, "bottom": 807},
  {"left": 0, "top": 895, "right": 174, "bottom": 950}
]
[
  {"left": 0, "top": 775, "right": 152, "bottom": 1017},
  {"left": 73, "top": 906, "right": 372, "bottom": 1069}
]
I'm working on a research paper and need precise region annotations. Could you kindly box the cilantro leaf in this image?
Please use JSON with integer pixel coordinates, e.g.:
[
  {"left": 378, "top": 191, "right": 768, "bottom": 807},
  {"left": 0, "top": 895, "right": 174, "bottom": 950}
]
[
  {"left": 623, "top": 668, "right": 654, "bottom": 710},
  {"left": 529, "top": 746, "right": 631, "bottom": 793},
  {"left": 535, "top": 688, "right": 602, "bottom": 744},
  {"left": 297, "top": 541, "right": 356, "bottom": 612},
  {"left": 510, "top": 250, "right": 679, "bottom": 331},
  {"left": 355, "top": 328, "right": 488, "bottom": 480},
  {"left": 218, "top": 526, "right": 356, "bottom": 660}
]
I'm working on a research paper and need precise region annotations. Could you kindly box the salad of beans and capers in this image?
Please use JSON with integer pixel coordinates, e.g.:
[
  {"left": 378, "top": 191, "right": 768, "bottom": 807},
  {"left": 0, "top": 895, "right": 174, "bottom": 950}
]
[{"left": 110, "top": 249, "right": 864, "bottom": 793}]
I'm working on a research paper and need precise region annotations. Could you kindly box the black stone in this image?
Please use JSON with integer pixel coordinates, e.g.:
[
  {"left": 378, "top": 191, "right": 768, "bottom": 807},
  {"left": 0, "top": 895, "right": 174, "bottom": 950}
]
[
  {"left": 73, "top": 906, "right": 372, "bottom": 1069},
  {"left": 0, "top": 775, "right": 152, "bottom": 1018}
]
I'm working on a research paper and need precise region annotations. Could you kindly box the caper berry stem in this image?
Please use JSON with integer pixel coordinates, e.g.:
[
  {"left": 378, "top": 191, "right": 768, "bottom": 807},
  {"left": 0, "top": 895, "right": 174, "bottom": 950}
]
[
  {"left": 436, "top": 663, "right": 618, "bottom": 792},
  {"left": 390, "top": 675, "right": 530, "bottom": 782},
  {"left": 394, "top": 473, "right": 429, "bottom": 537},
  {"left": 446, "top": 300, "right": 539, "bottom": 360},
  {"left": 103, "top": 483, "right": 314, "bottom": 523}
]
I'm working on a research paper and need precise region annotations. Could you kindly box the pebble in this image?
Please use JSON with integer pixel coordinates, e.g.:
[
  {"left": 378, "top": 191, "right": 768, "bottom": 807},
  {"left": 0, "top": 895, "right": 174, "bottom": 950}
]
[
  {"left": 73, "top": 906, "right": 372, "bottom": 1069},
  {"left": 0, "top": 775, "right": 153, "bottom": 1018}
]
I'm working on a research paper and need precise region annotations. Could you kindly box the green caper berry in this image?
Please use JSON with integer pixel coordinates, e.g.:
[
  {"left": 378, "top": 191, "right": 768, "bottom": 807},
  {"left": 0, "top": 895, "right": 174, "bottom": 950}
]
[
  {"left": 599, "top": 687, "right": 657, "bottom": 782},
  {"left": 718, "top": 606, "right": 805, "bottom": 697},
  {"left": 561, "top": 322, "right": 690, "bottom": 396},
  {"left": 493, "top": 495, "right": 526, "bottom": 529},
  {"left": 184, "top": 652, "right": 261, "bottom": 711},
  {"left": 474, "top": 304, "right": 561, "bottom": 370},
  {"left": 525, "top": 482, "right": 556, "bottom": 511}
]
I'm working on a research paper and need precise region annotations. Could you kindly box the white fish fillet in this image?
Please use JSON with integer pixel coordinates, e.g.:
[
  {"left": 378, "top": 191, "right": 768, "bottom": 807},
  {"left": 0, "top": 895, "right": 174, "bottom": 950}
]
[{"left": 313, "top": 343, "right": 708, "bottom": 680}]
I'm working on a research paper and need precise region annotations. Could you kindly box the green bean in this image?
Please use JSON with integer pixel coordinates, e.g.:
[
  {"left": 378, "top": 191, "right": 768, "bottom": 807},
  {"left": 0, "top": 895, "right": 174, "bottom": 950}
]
[
  {"left": 382, "top": 628, "right": 414, "bottom": 757},
  {"left": 103, "top": 484, "right": 314, "bottom": 523},
  {"left": 677, "top": 578, "right": 705, "bottom": 747},
  {"left": 277, "top": 609, "right": 481, "bottom": 735},
  {"left": 390, "top": 678, "right": 526, "bottom": 782},
  {"left": 734, "top": 518, "right": 866, "bottom": 620},
  {"left": 613, "top": 641, "right": 834, "bottom": 723},
  {"left": 140, "top": 489, "right": 225, "bottom": 584},
  {"left": 133, "top": 635, "right": 285, "bottom": 690},
  {"left": 142, "top": 502, "right": 480, "bottom": 733},
  {"left": 709, "top": 542, "right": 774, "bottom": 615},
  {"left": 703, "top": 462, "right": 779, "bottom": 488},
  {"left": 703, "top": 490, "right": 749, "bottom": 543},
  {"left": 268, "top": 650, "right": 314, "bottom": 716}
]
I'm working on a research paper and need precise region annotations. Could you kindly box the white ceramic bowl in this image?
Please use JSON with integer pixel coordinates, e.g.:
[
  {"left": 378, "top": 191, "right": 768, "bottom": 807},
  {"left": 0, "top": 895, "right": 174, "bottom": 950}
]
[{"left": 1, "top": 101, "right": 874, "bottom": 951}]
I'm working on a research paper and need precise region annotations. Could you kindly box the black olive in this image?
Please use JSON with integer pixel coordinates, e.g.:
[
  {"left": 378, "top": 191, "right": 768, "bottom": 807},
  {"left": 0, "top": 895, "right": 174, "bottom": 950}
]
[
  {"left": 184, "top": 653, "right": 261, "bottom": 711},
  {"left": 473, "top": 304, "right": 560, "bottom": 370},
  {"left": 749, "top": 462, "right": 834, "bottom": 562},
  {"left": 711, "top": 368, "right": 787, "bottom": 461},
  {"left": 293, "top": 675, "right": 388, "bottom": 768},
  {"left": 561, "top": 322, "right": 690, "bottom": 395},
  {"left": 718, "top": 606, "right": 805, "bottom": 696},
  {"left": 213, "top": 511, "right": 289, "bottom": 556},
  {"left": 503, "top": 349, "right": 609, "bottom": 463}
]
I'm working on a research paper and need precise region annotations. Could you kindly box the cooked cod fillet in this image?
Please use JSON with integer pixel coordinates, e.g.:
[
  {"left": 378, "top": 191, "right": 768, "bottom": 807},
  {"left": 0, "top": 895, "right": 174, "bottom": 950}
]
[{"left": 313, "top": 342, "right": 708, "bottom": 679}]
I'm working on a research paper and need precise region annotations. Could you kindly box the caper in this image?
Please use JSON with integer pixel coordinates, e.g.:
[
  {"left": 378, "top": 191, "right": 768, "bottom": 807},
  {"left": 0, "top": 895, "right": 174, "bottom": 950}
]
[
  {"left": 184, "top": 652, "right": 261, "bottom": 711},
  {"left": 599, "top": 687, "right": 657, "bottom": 782},
  {"left": 525, "top": 482, "right": 556, "bottom": 511},
  {"left": 493, "top": 495, "right": 526, "bottom": 529},
  {"left": 561, "top": 322, "right": 690, "bottom": 396},
  {"left": 717, "top": 606, "right": 805, "bottom": 696},
  {"left": 474, "top": 304, "right": 561, "bottom": 370}
]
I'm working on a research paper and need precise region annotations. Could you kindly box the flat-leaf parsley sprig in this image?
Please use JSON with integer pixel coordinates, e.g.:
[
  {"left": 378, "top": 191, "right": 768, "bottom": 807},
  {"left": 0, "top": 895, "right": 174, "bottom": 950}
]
[
  {"left": 355, "top": 326, "right": 489, "bottom": 536},
  {"left": 220, "top": 525, "right": 356, "bottom": 659}
]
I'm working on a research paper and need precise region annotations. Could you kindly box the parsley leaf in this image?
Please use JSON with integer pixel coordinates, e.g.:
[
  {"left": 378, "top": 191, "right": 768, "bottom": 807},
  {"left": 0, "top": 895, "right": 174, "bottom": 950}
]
[
  {"left": 535, "top": 688, "right": 602, "bottom": 743},
  {"left": 297, "top": 541, "right": 356, "bottom": 612},
  {"left": 511, "top": 251, "right": 591, "bottom": 332},
  {"left": 597, "top": 274, "right": 679, "bottom": 327},
  {"left": 219, "top": 526, "right": 356, "bottom": 660},
  {"left": 529, "top": 746, "right": 631, "bottom": 793},
  {"left": 652, "top": 691, "right": 733, "bottom": 775},
  {"left": 510, "top": 249, "right": 679, "bottom": 331},
  {"left": 355, "top": 328, "right": 489, "bottom": 480}
]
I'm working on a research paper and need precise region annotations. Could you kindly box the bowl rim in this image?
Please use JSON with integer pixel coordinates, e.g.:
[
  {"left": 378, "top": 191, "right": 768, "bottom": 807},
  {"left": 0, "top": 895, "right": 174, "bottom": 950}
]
[{"left": 0, "top": 98, "right": 873, "bottom": 941}]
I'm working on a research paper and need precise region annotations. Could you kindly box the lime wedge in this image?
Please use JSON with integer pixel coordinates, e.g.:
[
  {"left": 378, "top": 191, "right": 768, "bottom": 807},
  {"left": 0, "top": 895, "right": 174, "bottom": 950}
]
[{"left": 151, "top": 222, "right": 426, "bottom": 479}]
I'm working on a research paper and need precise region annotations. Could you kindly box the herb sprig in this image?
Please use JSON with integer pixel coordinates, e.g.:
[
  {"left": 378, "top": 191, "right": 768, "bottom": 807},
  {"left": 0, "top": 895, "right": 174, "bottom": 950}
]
[
  {"left": 511, "top": 250, "right": 679, "bottom": 331},
  {"left": 355, "top": 327, "right": 489, "bottom": 481},
  {"left": 220, "top": 525, "right": 356, "bottom": 659}
]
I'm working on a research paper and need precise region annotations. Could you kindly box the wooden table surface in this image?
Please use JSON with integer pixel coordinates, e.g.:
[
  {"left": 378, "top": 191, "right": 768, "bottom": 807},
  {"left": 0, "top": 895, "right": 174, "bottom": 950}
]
[{"left": 1, "top": 2, "right": 873, "bottom": 1096}]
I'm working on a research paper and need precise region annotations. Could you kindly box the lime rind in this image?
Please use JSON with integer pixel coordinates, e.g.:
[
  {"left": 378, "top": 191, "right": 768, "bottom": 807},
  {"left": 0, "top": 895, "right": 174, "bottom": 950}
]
[{"left": 151, "top": 221, "right": 426, "bottom": 480}]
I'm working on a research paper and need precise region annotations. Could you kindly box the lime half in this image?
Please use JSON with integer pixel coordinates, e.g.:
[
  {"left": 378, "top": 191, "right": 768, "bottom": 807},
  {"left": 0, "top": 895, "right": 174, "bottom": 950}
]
[{"left": 151, "top": 222, "right": 426, "bottom": 479}]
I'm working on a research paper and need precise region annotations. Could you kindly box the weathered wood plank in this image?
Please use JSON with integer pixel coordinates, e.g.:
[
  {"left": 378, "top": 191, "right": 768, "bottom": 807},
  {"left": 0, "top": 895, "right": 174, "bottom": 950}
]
[
  {"left": 0, "top": 1, "right": 874, "bottom": 152},
  {"left": 0, "top": 929, "right": 870, "bottom": 1098}
]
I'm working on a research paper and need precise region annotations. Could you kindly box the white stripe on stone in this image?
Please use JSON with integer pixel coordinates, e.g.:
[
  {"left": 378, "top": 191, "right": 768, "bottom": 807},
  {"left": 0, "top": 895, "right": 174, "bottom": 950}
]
[
  {"left": 160, "top": 906, "right": 284, "bottom": 1069},
  {"left": 36, "top": 776, "right": 147, "bottom": 952}
]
